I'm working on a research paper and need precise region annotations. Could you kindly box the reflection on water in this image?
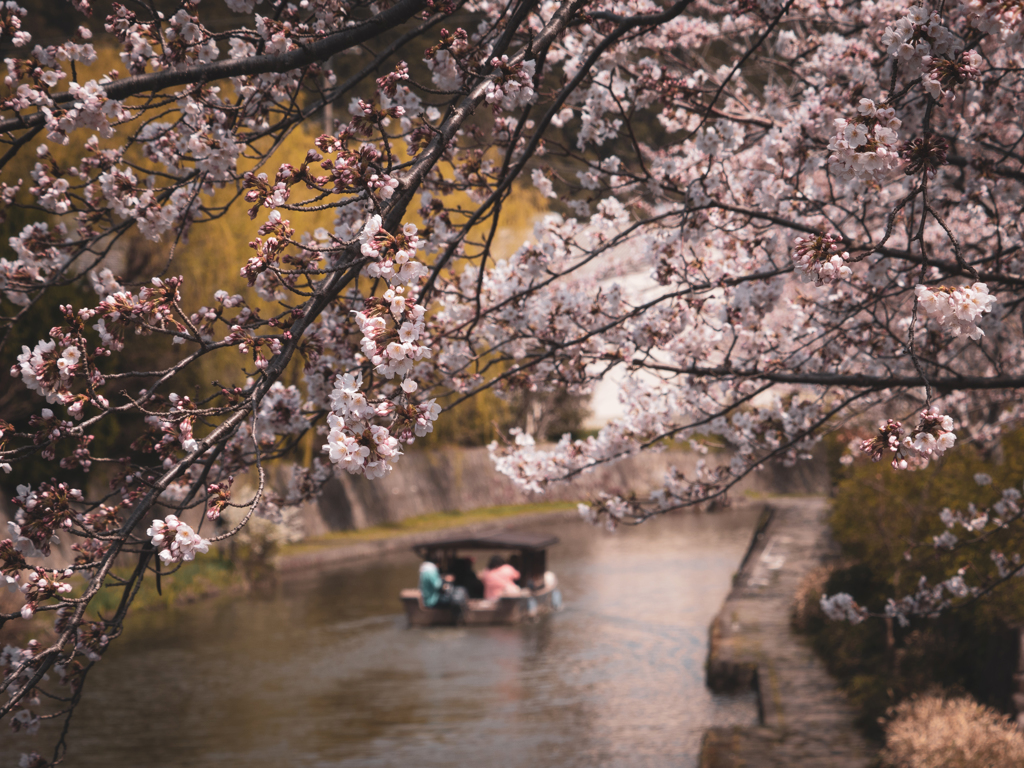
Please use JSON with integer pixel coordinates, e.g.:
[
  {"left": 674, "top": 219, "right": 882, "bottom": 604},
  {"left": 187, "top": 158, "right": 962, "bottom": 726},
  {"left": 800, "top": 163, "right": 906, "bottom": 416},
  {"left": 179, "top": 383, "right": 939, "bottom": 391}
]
[{"left": 4, "top": 507, "right": 761, "bottom": 767}]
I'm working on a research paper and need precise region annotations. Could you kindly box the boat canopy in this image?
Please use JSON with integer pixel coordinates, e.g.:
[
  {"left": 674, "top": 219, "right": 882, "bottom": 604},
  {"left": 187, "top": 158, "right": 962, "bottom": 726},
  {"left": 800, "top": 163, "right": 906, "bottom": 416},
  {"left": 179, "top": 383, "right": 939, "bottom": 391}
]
[
  {"left": 412, "top": 532, "right": 559, "bottom": 557},
  {"left": 413, "top": 532, "right": 559, "bottom": 586}
]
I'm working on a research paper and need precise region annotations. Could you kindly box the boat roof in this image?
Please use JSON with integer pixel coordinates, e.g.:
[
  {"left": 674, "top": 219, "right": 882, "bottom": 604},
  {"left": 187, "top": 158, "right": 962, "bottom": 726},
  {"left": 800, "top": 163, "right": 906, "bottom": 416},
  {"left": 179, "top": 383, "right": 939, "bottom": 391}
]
[{"left": 413, "top": 531, "right": 559, "bottom": 554}]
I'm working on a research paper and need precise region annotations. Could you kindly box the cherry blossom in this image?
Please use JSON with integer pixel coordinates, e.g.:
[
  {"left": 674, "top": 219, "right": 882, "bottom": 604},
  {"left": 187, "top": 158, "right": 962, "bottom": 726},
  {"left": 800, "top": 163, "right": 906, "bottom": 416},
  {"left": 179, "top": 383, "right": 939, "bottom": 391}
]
[
  {"left": 146, "top": 515, "right": 211, "bottom": 565},
  {"left": 0, "top": 0, "right": 1022, "bottom": 757},
  {"left": 915, "top": 282, "right": 998, "bottom": 340}
]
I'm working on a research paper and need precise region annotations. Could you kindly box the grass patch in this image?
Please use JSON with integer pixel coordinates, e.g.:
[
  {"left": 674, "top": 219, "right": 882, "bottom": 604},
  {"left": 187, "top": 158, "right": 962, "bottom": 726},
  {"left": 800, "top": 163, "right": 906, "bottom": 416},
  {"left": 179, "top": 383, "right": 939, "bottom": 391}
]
[
  {"left": 85, "top": 552, "right": 244, "bottom": 618},
  {"left": 278, "top": 500, "right": 575, "bottom": 557}
]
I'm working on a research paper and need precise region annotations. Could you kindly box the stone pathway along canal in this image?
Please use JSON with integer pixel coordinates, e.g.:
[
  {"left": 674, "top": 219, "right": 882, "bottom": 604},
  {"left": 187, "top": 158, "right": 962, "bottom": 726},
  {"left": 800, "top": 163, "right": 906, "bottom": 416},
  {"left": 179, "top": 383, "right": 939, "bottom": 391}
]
[{"left": 702, "top": 497, "right": 875, "bottom": 767}]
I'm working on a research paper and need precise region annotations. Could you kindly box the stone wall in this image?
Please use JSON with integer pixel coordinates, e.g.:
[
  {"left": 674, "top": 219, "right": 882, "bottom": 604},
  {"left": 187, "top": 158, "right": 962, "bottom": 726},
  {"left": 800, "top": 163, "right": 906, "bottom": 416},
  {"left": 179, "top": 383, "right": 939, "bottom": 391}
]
[
  {"left": 0, "top": 445, "right": 831, "bottom": 545},
  {"left": 298, "top": 445, "right": 830, "bottom": 536}
]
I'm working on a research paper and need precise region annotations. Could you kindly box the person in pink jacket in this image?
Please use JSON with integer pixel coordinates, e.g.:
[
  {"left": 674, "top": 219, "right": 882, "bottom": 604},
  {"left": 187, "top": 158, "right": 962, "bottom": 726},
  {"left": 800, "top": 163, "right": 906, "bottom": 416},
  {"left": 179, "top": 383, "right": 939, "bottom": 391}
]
[{"left": 480, "top": 555, "right": 522, "bottom": 601}]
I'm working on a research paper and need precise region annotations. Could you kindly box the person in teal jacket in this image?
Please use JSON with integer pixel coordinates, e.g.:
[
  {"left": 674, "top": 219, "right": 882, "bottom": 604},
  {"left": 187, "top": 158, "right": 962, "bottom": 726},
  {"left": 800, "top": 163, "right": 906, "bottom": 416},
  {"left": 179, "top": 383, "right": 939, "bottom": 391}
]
[
  {"left": 418, "top": 560, "right": 468, "bottom": 620},
  {"left": 419, "top": 561, "right": 445, "bottom": 607}
]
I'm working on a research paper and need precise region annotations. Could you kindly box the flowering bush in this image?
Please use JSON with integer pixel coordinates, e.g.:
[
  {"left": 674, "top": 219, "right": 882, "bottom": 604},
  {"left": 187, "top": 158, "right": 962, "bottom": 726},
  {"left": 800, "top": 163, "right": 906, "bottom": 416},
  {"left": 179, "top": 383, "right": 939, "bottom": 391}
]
[
  {"left": 0, "top": 0, "right": 1022, "bottom": 759},
  {"left": 788, "top": 431, "right": 1024, "bottom": 730},
  {"left": 882, "top": 693, "right": 1024, "bottom": 768}
]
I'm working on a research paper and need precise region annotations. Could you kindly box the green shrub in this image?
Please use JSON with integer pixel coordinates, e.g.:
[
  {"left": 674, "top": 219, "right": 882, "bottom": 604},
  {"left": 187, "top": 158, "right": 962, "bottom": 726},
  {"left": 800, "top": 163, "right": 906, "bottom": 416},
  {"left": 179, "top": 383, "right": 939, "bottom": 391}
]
[
  {"left": 829, "top": 430, "right": 1024, "bottom": 608},
  {"left": 795, "top": 431, "right": 1024, "bottom": 733}
]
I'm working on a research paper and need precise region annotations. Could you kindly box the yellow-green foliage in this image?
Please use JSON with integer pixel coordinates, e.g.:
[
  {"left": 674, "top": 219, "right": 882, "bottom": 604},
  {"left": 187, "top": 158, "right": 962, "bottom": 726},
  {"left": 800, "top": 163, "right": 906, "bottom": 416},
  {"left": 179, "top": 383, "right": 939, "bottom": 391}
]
[
  {"left": 414, "top": 389, "right": 513, "bottom": 447},
  {"left": 5, "top": 44, "right": 551, "bottom": 460}
]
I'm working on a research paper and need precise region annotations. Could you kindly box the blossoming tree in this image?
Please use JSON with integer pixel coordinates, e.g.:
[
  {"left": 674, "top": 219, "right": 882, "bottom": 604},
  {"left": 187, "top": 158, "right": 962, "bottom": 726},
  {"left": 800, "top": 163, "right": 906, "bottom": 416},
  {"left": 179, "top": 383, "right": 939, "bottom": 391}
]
[{"left": 0, "top": 0, "right": 1022, "bottom": 759}]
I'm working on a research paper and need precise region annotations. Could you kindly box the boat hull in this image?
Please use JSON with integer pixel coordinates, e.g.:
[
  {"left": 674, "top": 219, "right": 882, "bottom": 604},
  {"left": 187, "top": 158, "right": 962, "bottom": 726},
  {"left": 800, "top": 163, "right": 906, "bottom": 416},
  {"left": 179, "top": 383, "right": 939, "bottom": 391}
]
[{"left": 400, "top": 584, "right": 562, "bottom": 626}]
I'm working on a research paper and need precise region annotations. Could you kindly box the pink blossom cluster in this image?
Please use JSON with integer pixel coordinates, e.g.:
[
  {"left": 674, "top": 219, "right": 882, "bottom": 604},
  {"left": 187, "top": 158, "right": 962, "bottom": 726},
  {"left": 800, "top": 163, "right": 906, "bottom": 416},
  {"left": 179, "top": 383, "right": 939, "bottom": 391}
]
[
  {"left": 0, "top": 2, "right": 31, "bottom": 47},
  {"left": 827, "top": 99, "right": 902, "bottom": 184},
  {"left": 922, "top": 49, "right": 983, "bottom": 101},
  {"left": 859, "top": 410, "right": 956, "bottom": 470},
  {"left": 18, "top": 568, "right": 74, "bottom": 619},
  {"left": 915, "top": 282, "right": 997, "bottom": 340},
  {"left": 791, "top": 233, "right": 852, "bottom": 286},
  {"left": 484, "top": 57, "right": 537, "bottom": 112},
  {"left": 146, "top": 515, "right": 211, "bottom": 565}
]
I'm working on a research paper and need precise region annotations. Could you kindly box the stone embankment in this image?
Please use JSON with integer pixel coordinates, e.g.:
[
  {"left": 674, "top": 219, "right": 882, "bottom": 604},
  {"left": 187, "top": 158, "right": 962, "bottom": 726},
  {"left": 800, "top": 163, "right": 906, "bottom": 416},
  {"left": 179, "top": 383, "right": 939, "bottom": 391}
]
[
  {"left": 275, "top": 507, "right": 578, "bottom": 574},
  {"left": 700, "top": 497, "right": 877, "bottom": 768},
  {"left": 296, "top": 445, "right": 829, "bottom": 536}
]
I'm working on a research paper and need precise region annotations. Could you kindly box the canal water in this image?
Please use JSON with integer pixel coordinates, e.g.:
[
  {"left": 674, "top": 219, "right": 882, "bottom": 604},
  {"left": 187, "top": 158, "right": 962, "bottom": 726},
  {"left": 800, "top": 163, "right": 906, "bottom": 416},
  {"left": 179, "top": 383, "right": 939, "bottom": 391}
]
[{"left": 15, "top": 506, "right": 762, "bottom": 767}]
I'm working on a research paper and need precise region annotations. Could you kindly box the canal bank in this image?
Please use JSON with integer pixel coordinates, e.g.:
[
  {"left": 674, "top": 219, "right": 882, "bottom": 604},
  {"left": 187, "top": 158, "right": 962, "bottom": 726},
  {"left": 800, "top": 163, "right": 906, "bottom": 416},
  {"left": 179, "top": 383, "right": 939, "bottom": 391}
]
[{"left": 700, "top": 497, "right": 877, "bottom": 768}]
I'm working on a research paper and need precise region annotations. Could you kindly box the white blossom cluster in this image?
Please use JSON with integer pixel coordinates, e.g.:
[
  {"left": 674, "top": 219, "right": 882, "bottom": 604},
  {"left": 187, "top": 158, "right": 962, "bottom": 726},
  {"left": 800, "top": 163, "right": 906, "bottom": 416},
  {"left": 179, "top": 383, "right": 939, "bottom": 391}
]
[
  {"left": 322, "top": 215, "right": 443, "bottom": 479},
  {"left": 531, "top": 167, "right": 556, "bottom": 199},
  {"left": 915, "top": 282, "right": 997, "bottom": 340},
  {"left": 827, "top": 99, "right": 902, "bottom": 184},
  {"left": 97, "top": 166, "right": 201, "bottom": 241},
  {"left": 325, "top": 373, "right": 391, "bottom": 478},
  {"left": 961, "top": 0, "right": 1024, "bottom": 43},
  {"left": 881, "top": 6, "right": 959, "bottom": 67},
  {"left": 1, "top": 642, "right": 43, "bottom": 735},
  {"left": 882, "top": 569, "right": 980, "bottom": 626},
  {"left": 1, "top": 221, "right": 71, "bottom": 306},
  {"left": 575, "top": 68, "right": 630, "bottom": 149},
  {"left": 484, "top": 57, "right": 537, "bottom": 112},
  {"left": 820, "top": 592, "right": 868, "bottom": 624},
  {"left": 256, "top": 382, "right": 307, "bottom": 438},
  {"left": 12, "top": 341, "right": 78, "bottom": 404},
  {"left": 426, "top": 48, "right": 462, "bottom": 91},
  {"left": 323, "top": 371, "right": 441, "bottom": 479},
  {"left": 40, "top": 80, "right": 129, "bottom": 145},
  {"left": 146, "top": 515, "right": 210, "bottom": 564},
  {"left": 8, "top": 482, "right": 83, "bottom": 558},
  {"left": 910, "top": 408, "right": 957, "bottom": 458}
]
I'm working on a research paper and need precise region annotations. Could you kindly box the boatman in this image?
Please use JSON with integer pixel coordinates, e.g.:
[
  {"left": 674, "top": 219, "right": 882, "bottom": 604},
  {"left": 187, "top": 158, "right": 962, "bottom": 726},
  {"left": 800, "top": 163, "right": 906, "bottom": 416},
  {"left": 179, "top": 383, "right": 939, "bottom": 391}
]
[{"left": 419, "top": 560, "right": 468, "bottom": 621}]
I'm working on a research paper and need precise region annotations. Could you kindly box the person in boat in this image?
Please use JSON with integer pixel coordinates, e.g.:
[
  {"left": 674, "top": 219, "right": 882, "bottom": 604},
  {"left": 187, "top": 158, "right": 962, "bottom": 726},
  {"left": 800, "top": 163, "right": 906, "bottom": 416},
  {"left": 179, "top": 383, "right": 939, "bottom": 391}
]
[
  {"left": 450, "top": 556, "right": 484, "bottom": 599},
  {"left": 418, "top": 560, "right": 469, "bottom": 618},
  {"left": 508, "top": 553, "right": 525, "bottom": 587},
  {"left": 479, "top": 555, "right": 522, "bottom": 601}
]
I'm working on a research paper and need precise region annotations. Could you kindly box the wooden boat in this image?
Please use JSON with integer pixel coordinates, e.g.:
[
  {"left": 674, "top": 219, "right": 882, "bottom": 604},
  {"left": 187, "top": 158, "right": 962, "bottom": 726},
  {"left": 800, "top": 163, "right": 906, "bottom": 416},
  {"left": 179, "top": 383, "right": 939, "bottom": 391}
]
[{"left": 400, "top": 532, "right": 563, "bottom": 626}]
